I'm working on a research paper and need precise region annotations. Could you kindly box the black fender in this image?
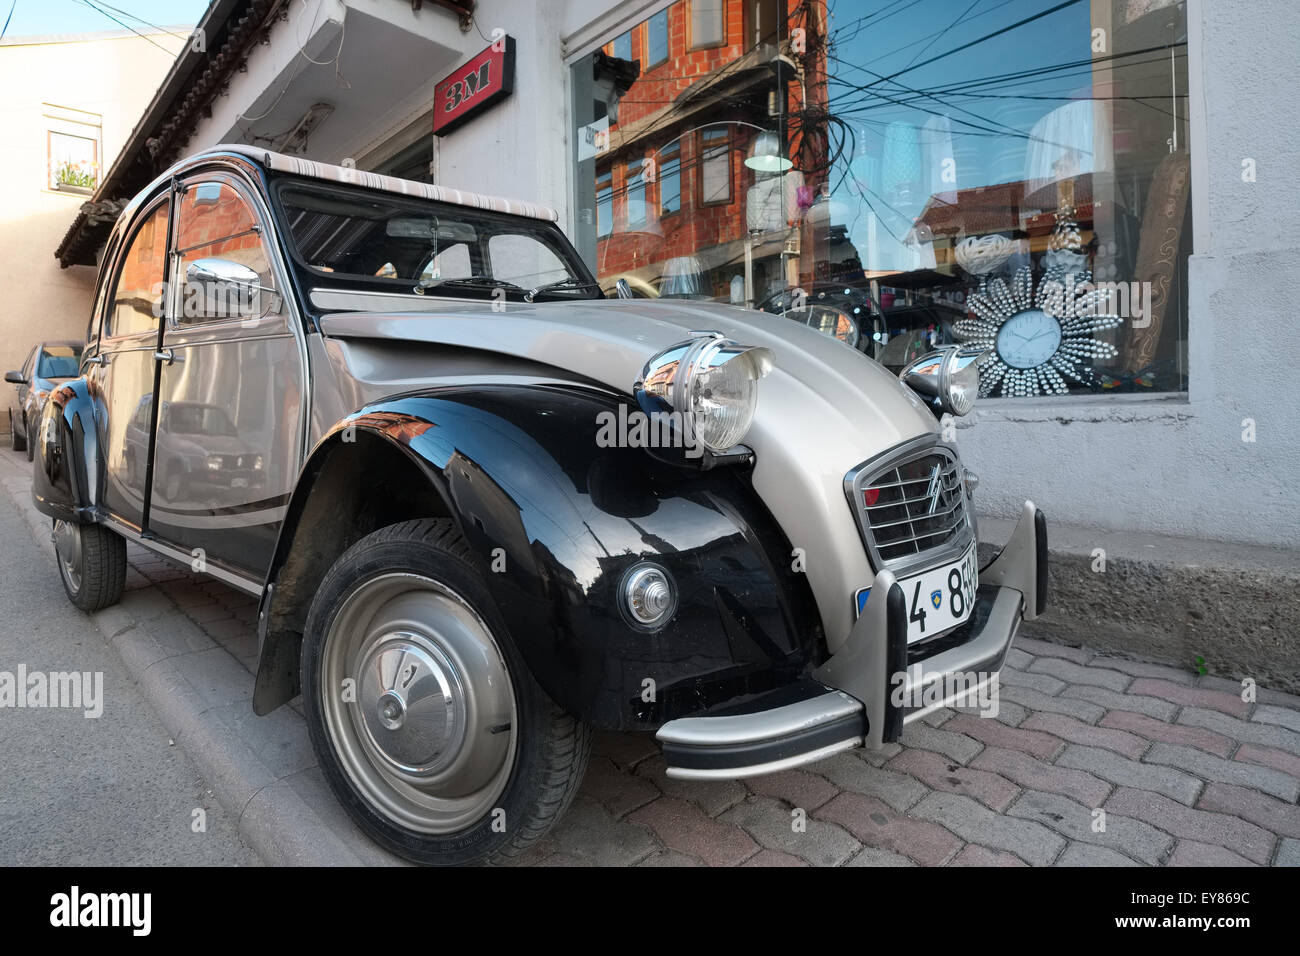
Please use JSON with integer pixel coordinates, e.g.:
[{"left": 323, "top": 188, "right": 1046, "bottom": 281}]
[
  {"left": 255, "top": 383, "right": 823, "bottom": 730},
  {"left": 31, "top": 377, "right": 102, "bottom": 524}
]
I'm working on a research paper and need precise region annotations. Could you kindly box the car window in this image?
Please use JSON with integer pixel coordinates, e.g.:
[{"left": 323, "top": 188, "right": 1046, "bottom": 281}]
[
  {"left": 175, "top": 181, "right": 276, "bottom": 323},
  {"left": 107, "top": 200, "right": 170, "bottom": 338},
  {"left": 21, "top": 346, "right": 37, "bottom": 379},
  {"left": 37, "top": 345, "right": 81, "bottom": 378},
  {"left": 417, "top": 242, "right": 472, "bottom": 282},
  {"left": 487, "top": 234, "right": 568, "bottom": 289}
]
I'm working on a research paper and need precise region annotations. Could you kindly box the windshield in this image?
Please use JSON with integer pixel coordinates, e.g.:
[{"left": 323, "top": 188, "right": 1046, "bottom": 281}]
[
  {"left": 276, "top": 182, "right": 598, "bottom": 301},
  {"left": 38, "top": 345, "right": 81, "bottom": 379}
]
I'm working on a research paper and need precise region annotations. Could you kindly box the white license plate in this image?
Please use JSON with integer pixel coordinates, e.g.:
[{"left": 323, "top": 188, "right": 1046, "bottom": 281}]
[
  {"left": 855, "top": 540, "right": 978, "bottom": 643},
  {"left": 231, "top": 477, "right": 249, "bottom": 489}
]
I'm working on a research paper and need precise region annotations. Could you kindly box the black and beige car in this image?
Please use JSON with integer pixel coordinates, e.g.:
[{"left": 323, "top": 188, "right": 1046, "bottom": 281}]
[
  {"left": 32, "top": 146, "right": 1047, "bottom": 865},
  {"left": 6, "top": 340, "right": 82, "bottom": 461}
]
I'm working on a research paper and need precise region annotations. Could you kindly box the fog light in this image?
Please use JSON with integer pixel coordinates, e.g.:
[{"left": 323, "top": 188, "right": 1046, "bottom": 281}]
[{"left": 620, "top": 563, "right": 677, "bottom": 630}]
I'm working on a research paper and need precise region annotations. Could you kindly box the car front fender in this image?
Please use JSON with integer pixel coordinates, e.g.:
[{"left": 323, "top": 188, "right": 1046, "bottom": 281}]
[{"left": 32, "top": 377, "right": 101, "bottom": 523}]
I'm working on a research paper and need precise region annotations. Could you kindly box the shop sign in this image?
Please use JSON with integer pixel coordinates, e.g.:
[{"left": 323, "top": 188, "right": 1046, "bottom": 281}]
[{"left": 433, "top": 36, "right": 515, "bottom": 136}]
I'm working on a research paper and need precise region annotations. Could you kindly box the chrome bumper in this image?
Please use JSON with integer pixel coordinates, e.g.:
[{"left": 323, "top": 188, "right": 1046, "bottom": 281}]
[{"left": 657, "top": 501, "right": 1047, "bottom": 779}]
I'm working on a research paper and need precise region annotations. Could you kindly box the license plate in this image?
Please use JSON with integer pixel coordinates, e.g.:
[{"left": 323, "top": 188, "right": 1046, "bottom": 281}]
[
  {"left": 855, "top": 540, "right": 978, "bottom": 643},
  {"left": 231, "top": 477, "right": 249, "bottom": 489}
]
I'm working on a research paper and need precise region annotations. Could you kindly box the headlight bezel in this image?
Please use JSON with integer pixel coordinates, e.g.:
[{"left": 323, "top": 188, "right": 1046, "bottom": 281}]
[{"left": 899, "top": 345, "right": 988, "bottom": 417}]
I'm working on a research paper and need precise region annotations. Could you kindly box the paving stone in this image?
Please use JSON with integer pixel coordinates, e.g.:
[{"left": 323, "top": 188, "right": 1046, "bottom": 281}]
[
  {"left": 1056, "top": 744, "right": 1199, "bottom": 805},
  {"left": 815, "top": 792, "right": 962, "bottom": 866},
  {"left": 1014, "top": 636, "right": 1093, "bottom": 665},
  {"left": 1007, "top": 790, "right": 1173, "bottom": 865},
  {"left": 1029, "top": 658, "right": 1133, "bottom": 692},
  {"left": 885, "top": 749, "right": 1021, "bottom": 811},
  {"left": 970, "top": 746, "right": 1111, "bottom": 807},
  {"left": 1020, "top": 712, "right": 1146, "bottom": 759},
  {"left": 920, "top": 707, "right": 955, "bottom": 728},
  {"left": 746, "top": 768, "right": 840, "bottom": 811},
  {"left": 636, "top": 850, "right": 703, "bottom": 867},
  {"left": 844, "top": 846, "right": 916, "bottom": 866},
  {"left": 1104, "top": 788, "right": 1274, "bottom": 865},
  {"left": 740, "top": 849, "right": 807, "bottom": 867},
  {"left": 593, "top": 730, "right": 660, "bottom": 769},
  {"left": 945, "top": 712, "right": 1064, "bottom": 760},
  {"left": 1129, "top": 678, "right": 1250, "bottom": 719},
  {"left": 1101, "top": 710, "right": 1234, "bottom": 757},
  {"left": 545, "top": 796, "right": 660, "bottom": 866},
  {"left": 1000, "top": 667, "right": 1067, "bottom": 695},
  {"left": 1168, "top": 841, "right": 1257, "bottom": 867},
  {"left": 1274, "top": 838, "right": 1300, "bottom": 867},
  {"left": 1055, "top": 843, "right": 1140, "bottom": 866},
  {"left": 1177, "top": 708, "right": 1300, "bottom": 756},
  {"left": 1145, "top": 744, "right": 1299, "bottom": 802},
  {"left": 1005, "top": 647, "right": 1035, "bottom": 670},
  {"left": 1062, "top": 686, "right": 1178, "bottom": 721},
  {"left": 858, "top": 742, "right": 904, "bottom": 767},
  {"left": 1235, "top": 744, "right": 1300, "bottom": 780},
  {"left": 815, "top": 753, "right": 927, "bottom": 812},
  {"left": 911, "top": 792, "right": 1065, "bottom": 866},
  {"left": 721, "top": 797, "right": 859, "bottom": 867},
  {"left": 579, "top": 755, "right": 661, "bottom": 818},
  {"left": 949, "top": 844, "right": 1027, "bottom": 866},
  {"left": 627, "top": 797, "right": 758, "bottom": 867},
  {"left": 634, "top": 756, "right": 748, "bottom": 817},
  {"left": 898, "top": 722, "right": 984, "bottom": 764},
  {"left": 1086, "top": 656, "right": 1196, "bottom": 685},
  {"left": 1253, "top": 705, "right": 1300, "bottom": 735},
  {"left": 1197, "top": 783, "right": 1300, "bottom": 840},
  {"left": 1000, "top": 685, "right": 1106, "bottom": 723}
]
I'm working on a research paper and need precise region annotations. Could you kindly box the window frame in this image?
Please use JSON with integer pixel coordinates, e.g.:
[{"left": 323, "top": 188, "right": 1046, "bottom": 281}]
[
  {"left": 646, "top": 8, "right": 670, "bottom": 68},
  {"left": 659, "top": 138, "right": 683, "bottom": 218},
  {"left": 625, "top": 157, "right": 648, "bottom": 228},
  {"left": 102, "top": 194, "right": 172, "bottom": 343},
  {"left": 595, "top": 167, "right": 614, "bottom": 239},
  {"left": 697, "top": 126, "right": 733, "bottom": 207},
  {"left": 688, "top": 0, "right": 728, "bottom": 51}
]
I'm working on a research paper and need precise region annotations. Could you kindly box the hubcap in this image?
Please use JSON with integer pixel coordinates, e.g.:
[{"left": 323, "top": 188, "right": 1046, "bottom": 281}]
[
  {"left": 320, "top": 573, "right": 517, "bottom": 835},
  {"left": 53, "top": 520, "right": 82, "bottom": 593}
]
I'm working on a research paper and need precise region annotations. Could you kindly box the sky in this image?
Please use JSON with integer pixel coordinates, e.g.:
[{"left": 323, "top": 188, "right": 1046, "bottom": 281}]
[{"left": 0, "top": 0, "right": 210, "bottom": 40}]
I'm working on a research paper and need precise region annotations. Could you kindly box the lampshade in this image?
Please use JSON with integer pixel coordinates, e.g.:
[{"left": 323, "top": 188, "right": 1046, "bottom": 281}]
[{"left": 744, "top": 131, "right": 792, "bottom": 173}]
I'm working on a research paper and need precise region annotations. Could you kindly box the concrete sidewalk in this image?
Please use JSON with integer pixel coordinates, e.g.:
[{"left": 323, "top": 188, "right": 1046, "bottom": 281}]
[{"left": 4, "top": 450, "right": 1299, "bottom": 866}]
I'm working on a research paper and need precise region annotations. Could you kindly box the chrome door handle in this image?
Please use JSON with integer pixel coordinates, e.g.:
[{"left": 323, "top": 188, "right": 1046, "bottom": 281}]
[
  {"left": 153, "top": 348, "right": 181, "bottom": 365},
  {"left": 85, "top": 354, "right": 107, "bottom": 366}
]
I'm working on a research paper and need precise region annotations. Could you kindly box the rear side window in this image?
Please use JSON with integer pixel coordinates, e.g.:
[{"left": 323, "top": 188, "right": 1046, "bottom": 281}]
[
  {"left": 107, "top": 201, "right": 170, "bottom": 338},
  {"left": 37, "top": 345, "right": 81, "bottom": 378}
]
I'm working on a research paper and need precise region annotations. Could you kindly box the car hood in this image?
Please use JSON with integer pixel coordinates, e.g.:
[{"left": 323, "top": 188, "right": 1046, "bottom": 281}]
[{"left": 317, "top": 295, "right": 941, "bottom": 650}]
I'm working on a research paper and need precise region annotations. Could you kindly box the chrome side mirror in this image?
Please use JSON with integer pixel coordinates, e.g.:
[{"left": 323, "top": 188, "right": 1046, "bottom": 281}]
[
  {"left": 4, "top": 370, "right": 25, "bottom": 385},
  {"left": 184, "top": 258, "right": 270, "bottom": 320}
]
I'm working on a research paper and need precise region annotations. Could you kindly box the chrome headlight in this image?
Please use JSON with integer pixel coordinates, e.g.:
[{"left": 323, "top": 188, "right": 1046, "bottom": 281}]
[
  {"left": 900, "top": 346, "right": 987, "bottom": 416},
  {"left": 635, "top": 334, "right": 774, "bottom": 454}
]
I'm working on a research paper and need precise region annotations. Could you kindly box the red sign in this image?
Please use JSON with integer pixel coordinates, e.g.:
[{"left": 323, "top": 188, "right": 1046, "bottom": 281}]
[{"left": 433, "top": 36, "right": 515, "bottom": 136}]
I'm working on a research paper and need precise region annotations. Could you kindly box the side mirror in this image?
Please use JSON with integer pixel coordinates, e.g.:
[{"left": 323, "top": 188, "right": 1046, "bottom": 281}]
[
  {"left": 4, "top": 370, "right": 25, "bottom": 385},
  {"left": 184, "top": 258, "right": 268, "bottom": 319}
]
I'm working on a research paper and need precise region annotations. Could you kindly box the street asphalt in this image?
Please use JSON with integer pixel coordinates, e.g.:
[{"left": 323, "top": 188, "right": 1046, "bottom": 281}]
[{"left": 0, "top": 449, "right": 259, "bottom": 865}]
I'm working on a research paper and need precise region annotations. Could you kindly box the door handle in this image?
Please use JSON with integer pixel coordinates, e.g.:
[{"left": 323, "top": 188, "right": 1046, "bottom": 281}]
[
  {"left": 85, "top": 354, "right": 107, "bottom": 366},
  {"left": 153, "top": 348, "right": 182, "bottom": 365}
]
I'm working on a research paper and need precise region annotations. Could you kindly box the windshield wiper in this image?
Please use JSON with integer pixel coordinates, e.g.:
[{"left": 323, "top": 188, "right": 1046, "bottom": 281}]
[
  {"left": 415, "top": 276, "right": 515, "bottom": 295},
  {"left": 524, "top": 276, "right": 602, "bottom": 302}
]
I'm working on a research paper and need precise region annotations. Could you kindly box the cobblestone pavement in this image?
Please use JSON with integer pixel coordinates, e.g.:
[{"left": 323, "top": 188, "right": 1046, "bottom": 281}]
[{"left": 116, "top": 541, "right": 1300, "bottom": 867}]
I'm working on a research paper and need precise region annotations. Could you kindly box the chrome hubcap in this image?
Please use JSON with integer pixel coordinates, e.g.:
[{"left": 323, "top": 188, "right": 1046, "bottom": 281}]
[
  {"left": 53, "top": 520, "right": 82, "bottom": 593},
  {"left": 321, "top": 573, "right": 517, "bottom": 835}
]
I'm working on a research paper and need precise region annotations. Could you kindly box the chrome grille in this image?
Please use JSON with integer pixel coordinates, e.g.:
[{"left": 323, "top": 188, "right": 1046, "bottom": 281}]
[{"left": 853, "top": 449, "right": 968, "bottom": 565}]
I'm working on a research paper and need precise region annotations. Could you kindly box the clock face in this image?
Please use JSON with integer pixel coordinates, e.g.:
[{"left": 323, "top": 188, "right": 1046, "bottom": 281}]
[{"left": 995, "top": 309, "right": 1063, "bottom": 369}]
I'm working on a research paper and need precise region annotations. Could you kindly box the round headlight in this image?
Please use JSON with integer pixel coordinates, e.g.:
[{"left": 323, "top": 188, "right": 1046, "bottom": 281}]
[
  {"left": 635, "top": 334, "right": 774, "bottom": 455},
  {"left": 900, "top": 346, "right": 987, "bottom": 417}
]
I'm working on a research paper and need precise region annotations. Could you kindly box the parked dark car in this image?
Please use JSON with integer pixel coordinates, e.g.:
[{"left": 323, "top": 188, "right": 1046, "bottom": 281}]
[
  {"left": 32, "top": 146, "right": 1046, "bottom": 865},
  {"left": 6, "top": 341, "right": 82, "bottom": 461}
]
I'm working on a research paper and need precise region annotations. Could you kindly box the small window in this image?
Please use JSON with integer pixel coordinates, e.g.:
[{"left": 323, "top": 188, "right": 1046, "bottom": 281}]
[
  {"left": 699, "top": 127, "right": 732, "bottom": 205},
  {"left": 107, "top": 200, "right": 170, "bottom": 338},
  {"left": 660, "top": 139, "right": 682, "bottom": 216},
  {"left": 488, "top": 233, "right": 568, "bottom": 288},
  {"left": 45, "top": 104, "right": 102, "bottom": 194},
  {"left": 596, "top": 169, "right": 613, "bottom": 239},
  {"left": 175, "top": 181, "right": 276, "bottom": 323},
  {"left": 418, "top": 243, "right": 472, "bottom": 282},
  {"left": 647, "top": 9, "right": 669, "bottom": 67},
  {"left": 612, "top": 30, "right": 632, "bottom": 61},
  {"left": 691, "top": 0, "right": 726, "bottom": 50},
  {"left": 626, "top": 159, "right": 647, "bottom": 228}
]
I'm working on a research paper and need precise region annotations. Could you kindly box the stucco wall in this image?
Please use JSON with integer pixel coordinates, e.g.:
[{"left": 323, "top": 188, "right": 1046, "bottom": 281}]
[
  {"left": 0, "top": 31, "right": 182, "bottom": 395},
  {"left": 953, "top": 0, "right": 1300, "bottom": 548}
]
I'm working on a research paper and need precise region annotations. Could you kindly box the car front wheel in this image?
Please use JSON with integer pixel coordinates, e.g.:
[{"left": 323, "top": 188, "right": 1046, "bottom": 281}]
[
  {"left": 25, "top": 415, "right": 33, "bottom": 462},
  {"left": 9, "top": 411, "right": 25, "bottom": 453},
  {"left": 301, "top": 518, "right": 590, "bottom": 865},
  {"left": 53, "top": 519, "right": 127, "bottom": 611}
]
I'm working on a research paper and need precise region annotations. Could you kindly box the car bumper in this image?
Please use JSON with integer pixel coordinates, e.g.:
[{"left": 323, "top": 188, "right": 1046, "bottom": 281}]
[{"left": 657, "top": 501, "right": 1047, "bottom": 779}]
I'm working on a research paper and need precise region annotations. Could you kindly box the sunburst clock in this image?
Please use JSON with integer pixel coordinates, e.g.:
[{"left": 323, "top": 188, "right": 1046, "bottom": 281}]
[{"left": 953, "top": 213, "right": 1123, "bottom": 398}]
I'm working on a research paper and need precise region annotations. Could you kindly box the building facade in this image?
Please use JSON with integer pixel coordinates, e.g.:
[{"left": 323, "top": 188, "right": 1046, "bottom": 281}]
[{"left": 52, "top": 0, "right": 1300, "bottom": 548}]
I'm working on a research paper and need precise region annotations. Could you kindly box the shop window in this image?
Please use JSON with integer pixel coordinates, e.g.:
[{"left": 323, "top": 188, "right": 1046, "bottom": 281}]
[
  {"left": 647, "top": 9, "right": 669, "bottom": 67},
  {"left": 699, "top": 127, "right": 731, "bottom": 206},
  {"left": 660, "top": 139, "right": 682, "bottom": 216},
  {"left": 626, "top": 158, "right": 647, "bottom": 228},
  {"left": 45, "top": 104, "right": 101, "bottom": 194},
  {"left": 690, "top": 0, "right": 726, "bottom": 50},
  {"left": 596, "top": 169, "right": 613, "bottom": 238}
]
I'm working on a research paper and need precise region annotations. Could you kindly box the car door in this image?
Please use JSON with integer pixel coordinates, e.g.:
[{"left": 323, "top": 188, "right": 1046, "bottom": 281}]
[
  {"left": 146, "top": 173, "right": 306, "bottom": 579},
  {"left": 94, "top": 196, "right": 171, "bottom": 532},
  {"left": 11, "top": 345, "right": 36, "bottom": 435}
]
